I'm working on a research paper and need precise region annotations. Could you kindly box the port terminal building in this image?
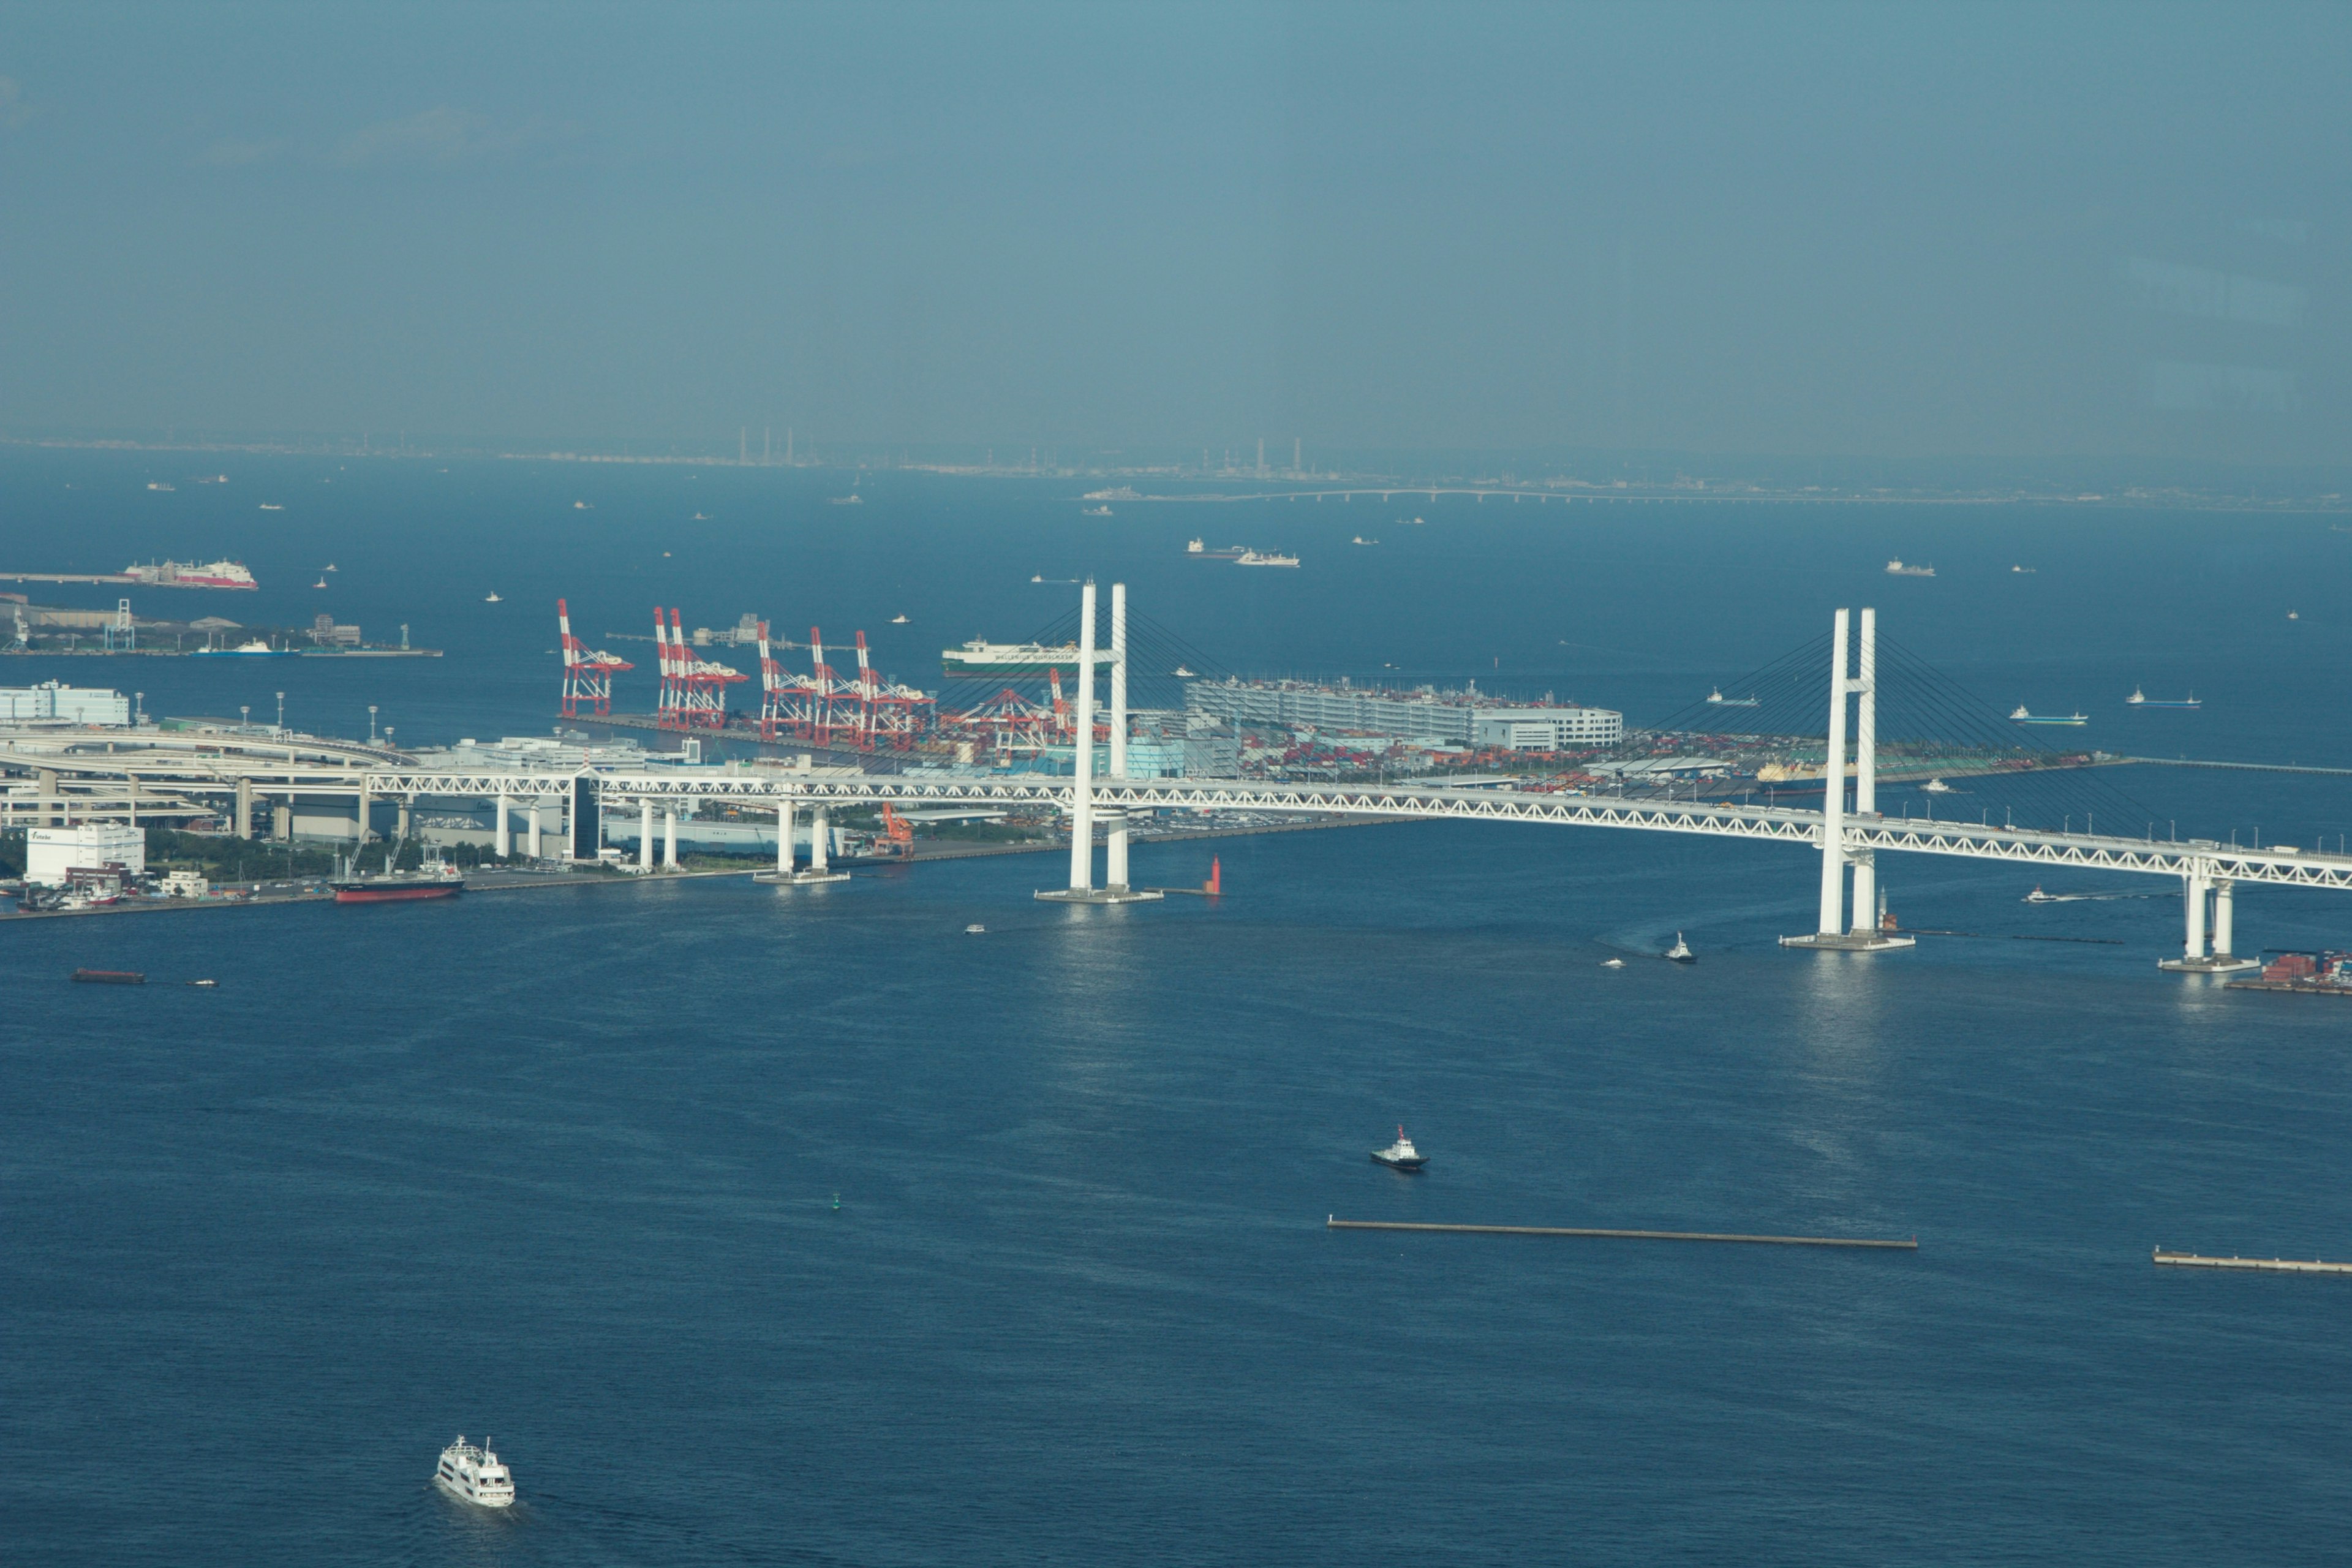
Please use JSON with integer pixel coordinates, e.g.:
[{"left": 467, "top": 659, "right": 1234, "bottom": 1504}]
[
  {"left": 0, "top": 683, "right": 132, "bottom": 725},
  {"left": 1183, "top": 678, "right": 1621, "bottom": 750}
]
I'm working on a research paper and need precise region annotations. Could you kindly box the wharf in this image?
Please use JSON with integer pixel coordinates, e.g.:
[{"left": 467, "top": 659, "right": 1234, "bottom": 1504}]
[
  {"left": 2223, "top": 978, "right": 2352, "bottom": 997},
  {"left": 1327, "top": 1218, "right": 1917, "bottom": 1251},
  {"left": 2153, "top": 1249, "right": 2352, "bottom": 1274}
]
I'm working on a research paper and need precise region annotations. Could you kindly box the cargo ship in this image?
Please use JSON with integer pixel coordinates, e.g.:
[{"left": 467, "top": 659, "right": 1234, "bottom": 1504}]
[
  {"left": 941, "top": 637, "right": 1117, "bottom": 679},
  {"left": 330, "top": 864, "right": 464, "bottom": 903},
  {"left": 1234, "top": 549, "right": 1300, "bottom": 568},
  {"left": 1885, "top": 560, "right": 1936, "bottom": 577},
  {"left": 2010, "top": 705, "right": 2087, "bottom": 726},
  {"left": 2125, "top": 687, "right": 2201, "bottom": 708}
]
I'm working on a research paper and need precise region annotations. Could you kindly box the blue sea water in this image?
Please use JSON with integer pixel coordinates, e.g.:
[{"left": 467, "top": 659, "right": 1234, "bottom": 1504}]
[{"left": 5, "top": 450, "right": 2352, "bottom": 1564}]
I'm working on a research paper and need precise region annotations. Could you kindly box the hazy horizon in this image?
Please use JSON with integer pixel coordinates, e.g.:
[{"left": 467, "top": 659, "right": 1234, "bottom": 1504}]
[{"left": 1, "top": 2, "right": 2343, "bottom": 470}]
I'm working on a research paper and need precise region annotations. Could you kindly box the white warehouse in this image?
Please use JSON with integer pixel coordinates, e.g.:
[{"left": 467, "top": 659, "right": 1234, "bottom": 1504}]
[
  {"left": 1471, "top": 707, "right": 1625, "bottom": 750},
  {"left": 26, "top": 822, "right": 146, "bottom": 886},
  {"left": 0, "top": 682, "right": 131, "bottom": 725}
]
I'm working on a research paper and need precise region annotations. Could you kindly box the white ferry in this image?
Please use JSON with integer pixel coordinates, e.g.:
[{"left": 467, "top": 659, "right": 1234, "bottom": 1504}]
[
  {"left": 192, "top": 638, "right": 293, "bottom": 658},
  {"left": 432, "top": 1436, "right": 514, "bottom": 1507},
  {"left": 124, "top": 558, "right": 258, "bottom": 590},
  {"left": 1234, "top": 549, "right": 1300, "bottom": 568}
]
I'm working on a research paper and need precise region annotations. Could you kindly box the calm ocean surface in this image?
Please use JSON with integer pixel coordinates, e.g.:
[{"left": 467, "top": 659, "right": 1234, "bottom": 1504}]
[{"left": 6, "top": 450, "right": 2351, "bottom": 1564}]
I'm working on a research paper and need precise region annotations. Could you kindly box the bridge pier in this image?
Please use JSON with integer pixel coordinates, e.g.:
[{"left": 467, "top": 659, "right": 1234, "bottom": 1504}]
[
  {"left": 663, "top": 807, "right": 679, "bottom": 869},
  {"left": 640, "top": 799, "right": 655, "bottom": 871},
  {"left": 756, "top": 796, "right": 849, "bottom": 884},
  {"left": 2160, "top": 868, "right": 2258, "bottom": 972},
  {"left": 527, "top": 798, "right": 542, "bottom": 861},
  {"left": 495, "top": 792, "right": 510, "bottom": 858},
  {"left": 1039, "top": 581, "right": 1160, "bottom": 904},
  {"left": 1783, "top": 606, "right": 1911, "bottom": 952}
]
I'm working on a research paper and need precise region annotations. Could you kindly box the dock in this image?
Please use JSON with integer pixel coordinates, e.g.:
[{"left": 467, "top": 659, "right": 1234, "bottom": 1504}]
[
  {"left": 2153, "top": 1249, "right": 2352, "bottom": 1274},
  {"left": 1326, "top": 1218, "right": 1917, "bottom": 1251}
]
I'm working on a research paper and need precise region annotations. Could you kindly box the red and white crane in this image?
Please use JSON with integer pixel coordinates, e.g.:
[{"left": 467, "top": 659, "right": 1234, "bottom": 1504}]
[
  {"left": 557, "top": 598, "right": 633, "bottom": 717},
  {"left": 654, "top": 606, "right": 747, "bottom": 730}
]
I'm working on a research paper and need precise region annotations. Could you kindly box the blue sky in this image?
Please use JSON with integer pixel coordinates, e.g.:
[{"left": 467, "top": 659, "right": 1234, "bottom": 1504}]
[{"left": 0, "top": 1, "right": 2342, "bottom": 466}]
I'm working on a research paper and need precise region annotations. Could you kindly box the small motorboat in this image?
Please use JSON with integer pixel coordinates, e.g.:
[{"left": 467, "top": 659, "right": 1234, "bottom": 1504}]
[
  {"left": 965, "top": 923, "right": 986, "bottom": 934},
  {"left": 2023, "top": 886, "right": 2057, "bottom": 903},
  {"left": 188, "top": 978, "right": 219, "bottom": 988},
  {"left": 1169, "top": 665, "right": 1196, "bottom": 678},
  {"left": 322, "top": 563, "right": 337, "bottom": 571},
  {"left": 433, "top": 1436, "right": 514, "bottom": 1508},
  {"left": 484, "top": 592, "right": 502, "bottom": 603},
  {"left": 1371, "top": 1126, "right": 1427, "bottom": 1172},
  {"left": 890, "top": 614, "right": 910, "bottom": 624},
  {"left": 1664, "top": 933, "right": 1695, "bottom": 963},
  {"left": 312, "top": 578, "right": 328, "bottom": 589},
  {"left": 1601, "top": 957, "right": 1626, "bottom": 969}
]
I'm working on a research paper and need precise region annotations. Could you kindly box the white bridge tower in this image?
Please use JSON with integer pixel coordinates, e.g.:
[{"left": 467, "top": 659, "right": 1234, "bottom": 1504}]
[{"left": 1782, "top": 606, "right": 1914, "bottom": 952}]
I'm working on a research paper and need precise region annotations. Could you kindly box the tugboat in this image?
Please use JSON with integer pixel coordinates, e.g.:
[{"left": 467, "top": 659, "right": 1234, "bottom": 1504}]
[
  {"left": 1920, "top": 777, "right": 1952, "bottom": 793},
  {"left": 1371, "top": 1126, "right": 1427, "bottom": 1172},
  {"left": 1664, "top": 932, "right": 1695, "bottom": 963},
  {"left": 432, "top": 1436, "right": 514, "bottom": 1508}
]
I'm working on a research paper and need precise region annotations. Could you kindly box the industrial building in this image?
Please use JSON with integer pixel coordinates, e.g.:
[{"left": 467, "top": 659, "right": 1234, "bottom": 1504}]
[
  {"left": 0, "top": 682, "right": 132, "bottom": 725},
  {"left": 25, "top": 821, "right": 145, "bottom": 886},
  {"left": 1185, "top": 677, "right": 1620, "bottom": 750}
]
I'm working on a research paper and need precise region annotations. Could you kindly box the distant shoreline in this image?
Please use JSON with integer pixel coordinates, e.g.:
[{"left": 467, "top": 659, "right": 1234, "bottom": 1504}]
[{"left": 2, "top": 436, "right": 2343, "bottom": 515}]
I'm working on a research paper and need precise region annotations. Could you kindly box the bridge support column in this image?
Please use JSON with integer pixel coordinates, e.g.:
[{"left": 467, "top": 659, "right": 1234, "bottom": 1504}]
[
  {"left": 663, "top": 807, "right": 679, "bottom": 869},
  {"left": 2160, "top": 867, "right": 2255, "bottom": 971},
  {"left": 396, "top": 797, "right": 411, "bottom": 843},
  {"left": 1782, "top": 606, "right": 1910, "bottom": 953},
  {"left": 527, "top": 799, "right": 542, "bottom": 861},
  {"left": 235, "top": 776, "right": 252, "bottom": 839},
  {"left": 755, "top": 796, "right": 845, "bottom": 884},
  {"left": 640, "top": 799, "right": 655, "bottom": 870},
  {"left": 1038, "top": 581, "right": 1159, "bottom": 904},
  {"left": 495, "top": 793, "right": 510, "bottom": 859},
  {"left": 358, "top": 778, "right": 372, "bottom": 845}
]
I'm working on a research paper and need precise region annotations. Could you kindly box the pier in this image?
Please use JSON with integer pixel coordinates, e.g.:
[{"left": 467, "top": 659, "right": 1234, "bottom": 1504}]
[
  {"left": 2152, "top": 1250, "right": 2352, "bottom": 1275},
  {"left": 1327, "top": 1218, "right": 1918, "bottom": 1251}
]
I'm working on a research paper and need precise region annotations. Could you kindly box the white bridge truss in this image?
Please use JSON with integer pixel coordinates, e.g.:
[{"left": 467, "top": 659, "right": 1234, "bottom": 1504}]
[{"left": 2, "top": 591, "right": 2342, "bottom": 962}]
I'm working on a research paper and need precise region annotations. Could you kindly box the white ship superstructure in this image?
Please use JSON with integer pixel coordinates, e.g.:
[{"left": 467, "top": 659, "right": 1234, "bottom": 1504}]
[{"left": 433, "top": 1436, "right": 514, "bottom": 1507}]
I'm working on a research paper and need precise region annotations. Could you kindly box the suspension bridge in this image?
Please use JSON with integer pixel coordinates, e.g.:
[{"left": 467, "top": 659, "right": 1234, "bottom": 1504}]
[{"left": 2, "top": 587, "right": 2344, "bottom": 970}]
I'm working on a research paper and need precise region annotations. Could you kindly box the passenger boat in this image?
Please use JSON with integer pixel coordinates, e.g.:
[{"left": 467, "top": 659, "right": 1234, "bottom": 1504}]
[
  {"left": 432, "top": 1436, "right": 514, "bottom": 1508},
  {"left": 1664, "top": 932, "right": 1695, "bottom": 963},
  {"left": 124, "top": 557, "right": 255, "bottom": 589},
  {"left": 1371, "top": 1126, "right": 1427, "bottom": 1171}
]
